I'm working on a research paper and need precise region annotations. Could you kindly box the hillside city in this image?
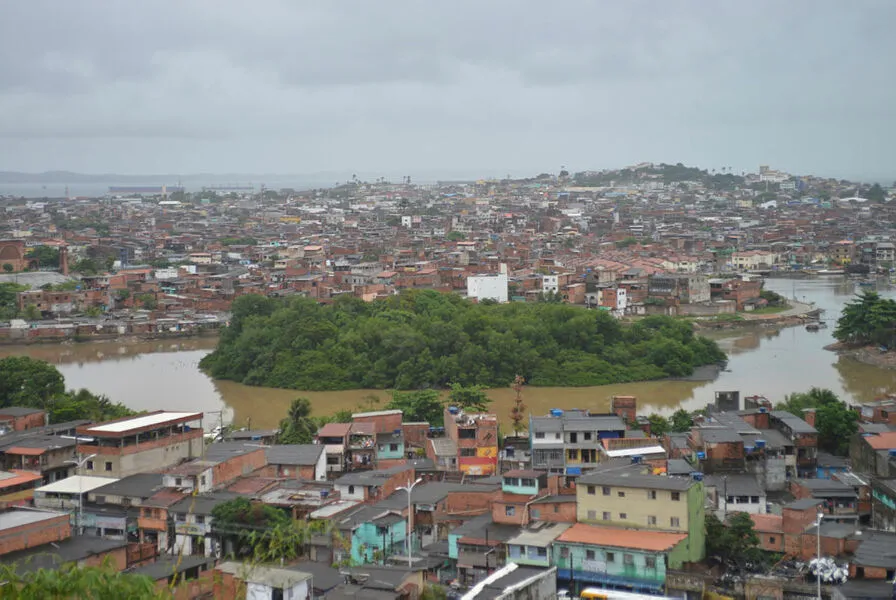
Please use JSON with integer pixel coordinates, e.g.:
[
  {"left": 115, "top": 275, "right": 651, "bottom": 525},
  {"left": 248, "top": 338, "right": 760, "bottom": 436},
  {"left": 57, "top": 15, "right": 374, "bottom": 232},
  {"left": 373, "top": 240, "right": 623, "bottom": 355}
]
[{"left": 0, "top": 164, "right": 895, "bottom": 599}]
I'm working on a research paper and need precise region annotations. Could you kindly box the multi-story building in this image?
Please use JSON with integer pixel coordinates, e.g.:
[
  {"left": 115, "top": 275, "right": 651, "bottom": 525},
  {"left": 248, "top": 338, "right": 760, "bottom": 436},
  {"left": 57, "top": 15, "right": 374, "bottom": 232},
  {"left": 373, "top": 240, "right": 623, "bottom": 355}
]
[
  {"left": 444, "top": 406, "right": 499, "bottom": 476},
  {"left": 529, "top": 409, "right": 627, "bottom": 476},
  {"left": 575, "top": 467, "right": 705, "bottom": 563},
  {"left": 552, "top": 524, "right": 690, "bottom": 596},
  {"left": 647, "top": 273, "right": 710, "bottom": 304},
  {"left": 75, "top": 411, "right": 204, "bottom": 479}
]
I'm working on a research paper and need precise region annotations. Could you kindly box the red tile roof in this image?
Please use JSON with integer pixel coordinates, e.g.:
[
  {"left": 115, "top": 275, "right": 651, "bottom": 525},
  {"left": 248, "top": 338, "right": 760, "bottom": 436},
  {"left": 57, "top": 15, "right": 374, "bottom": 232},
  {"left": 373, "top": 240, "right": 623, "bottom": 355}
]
[
  {"left": 867, "top": 432, "right": 896, "bottom": 450},
  {"left": 750, "top": 514, "right": 783, "bottom": 533},
  {"left": 557, "top": 524, "right": 687, "bottom": 552}
]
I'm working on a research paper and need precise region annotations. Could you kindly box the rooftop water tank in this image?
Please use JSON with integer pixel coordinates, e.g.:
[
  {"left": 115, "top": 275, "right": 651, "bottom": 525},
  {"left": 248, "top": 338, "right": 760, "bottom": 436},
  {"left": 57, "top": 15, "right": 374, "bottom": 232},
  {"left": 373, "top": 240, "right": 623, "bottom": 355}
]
[
  {"left": 758, "top": 407, "right": 768, "bottom": 414},
  {"left": 691, "top": 472, "right": 704, "bottom": 482},
  {"left": 550, "top": 409, "right": 564, "bottom": 418},
  {"left": 631, "top": 455, "right": 643, "bottom": 464},
  {"left": 448, "top": 406, "right": 459, "bottom": 415},
  {"left": 696, "top": 451, "right": 706, "bottom": 460},
  {"left": 393, "top": 429, "right": 402, "bottom": 435},
  {"left": 755, "top": 439, "right": 767, "bottom": 449},
  {"left": 889, "top": 449, "right": 896, "bottom": 457},
  {"left": 321, "top": 490, "right": 329, "bottom": 498}
]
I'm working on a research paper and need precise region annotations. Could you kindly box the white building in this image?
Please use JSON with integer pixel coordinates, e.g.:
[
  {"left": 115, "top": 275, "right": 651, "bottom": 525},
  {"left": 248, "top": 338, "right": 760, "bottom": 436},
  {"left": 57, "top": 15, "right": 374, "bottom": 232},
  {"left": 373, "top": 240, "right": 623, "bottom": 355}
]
[
  {"left": 542, "top": 275, "right": 559, "bottom": 294},
  {"left": 467, "top": 264, "right": 509, "bottom": 303}
]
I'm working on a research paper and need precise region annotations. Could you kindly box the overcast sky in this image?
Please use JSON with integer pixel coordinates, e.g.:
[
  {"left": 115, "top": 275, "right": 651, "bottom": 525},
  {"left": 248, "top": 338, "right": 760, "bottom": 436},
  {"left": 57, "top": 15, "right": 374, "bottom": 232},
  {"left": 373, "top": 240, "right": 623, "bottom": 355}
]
[{"left": 1, "top": 1, "right": 894, "bottom": 180}]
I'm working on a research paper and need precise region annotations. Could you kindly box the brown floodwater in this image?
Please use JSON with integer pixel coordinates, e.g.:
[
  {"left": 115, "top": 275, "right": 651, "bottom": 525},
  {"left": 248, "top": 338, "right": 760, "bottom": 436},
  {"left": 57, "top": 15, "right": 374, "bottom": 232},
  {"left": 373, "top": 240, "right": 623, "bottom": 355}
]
[{"left": 3, "top": 278, "right": 896, "bottom": 430}]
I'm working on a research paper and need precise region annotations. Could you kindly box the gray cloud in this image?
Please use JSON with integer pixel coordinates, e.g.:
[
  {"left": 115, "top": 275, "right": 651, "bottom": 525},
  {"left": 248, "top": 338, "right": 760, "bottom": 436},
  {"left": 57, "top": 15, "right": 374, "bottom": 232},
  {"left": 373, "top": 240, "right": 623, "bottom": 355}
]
[{"left": 1, "top": 0, "right": 895, "bottom": 179}]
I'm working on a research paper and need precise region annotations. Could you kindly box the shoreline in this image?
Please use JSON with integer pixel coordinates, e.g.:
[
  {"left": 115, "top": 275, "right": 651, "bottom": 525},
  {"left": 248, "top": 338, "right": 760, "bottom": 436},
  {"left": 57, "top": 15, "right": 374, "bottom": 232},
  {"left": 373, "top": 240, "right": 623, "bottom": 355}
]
[
  {"left": 0, "top": 329, "right": 220, "bottom": 346},
  {"left": 825, "top": 341, "right": 896, "bottom": 370}
]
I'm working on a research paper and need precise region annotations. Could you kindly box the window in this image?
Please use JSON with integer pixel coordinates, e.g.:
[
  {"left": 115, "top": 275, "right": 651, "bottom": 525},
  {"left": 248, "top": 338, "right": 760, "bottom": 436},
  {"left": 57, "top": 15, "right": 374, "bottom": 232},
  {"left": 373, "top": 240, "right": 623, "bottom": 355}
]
[
  {"left": 619, "top": 513, "right": 627, "bottom": 520},
  {"left": 602, "top": 486, "right": 611, "bottom": 496},
  {"left": 567, "top": 449, "right": 577, "bottom": 460},
  {"left": 750, "top": 496, "right": 760, "bottom": 504},
  {"left": 587, "top": 485, "right": 596, "bottom": 495},
  {"left": 94, "top": 495, "right": 105, "bottom": 504},
  {"left": 647, "top": 490, "right": 657, "bottom": 500},
  {"left": 553, "top": 504, "right": 559, "bottom": 513},
  {"left": 645, "top": 556, "right": 656, "bottom": 569},
  {"left": 769, "top": 536, "right": 776, "bottom": 544},
  {"left": 348, "top": 485, "right": 355, "bottom": 495},
  {"left": 587, "top": 510, "right": 597, "bottom": 520},
  {"left": 602, "top": 511, "right": 611, "bottom": 521},
  {"left": 560, "top": 547, "right": 570, "bottom": 558},
  {"left": 200, "top": 476, "right": 206, "bottom": 487},
  {"left": 617, "top": 491, "right": 625, "bottom": 498},
  {"left": 104, "top": 462, "right": 112, "bottom": 472},
  {"left": 606, "top": 552, "right": 615, "bottom": 562},
  {"left": 175, "top": 478, "right": 182, "bottom": 486},
  {"left": 195, "top": 516, "right": 205, "bottom": 524},
  {"left": 531, "top": 509, "right": 540, "bottom": 519},
  {"left": 460, "top": 448, "right": 477, "bottom": 457},
  {"left": 569, "top": 433, "right": 578, "bottom": 443},
  {"left": 624, "top": 553, "right": 634, "bottom": 566},
  {"left": 505, "top": 506, "right": 516, "bottom": 517},
  {"left": 535, "top": 432, "right": 545, "bottom": 439},
  {"left": 554, "top": 433, "right": 561, "bottom": 440},
  {"left": 583, "top": 432, "right": 592, "bottom": 441},
  {"left": 536, "top": 547, "right": 547, "bottom": 557},
  {"left": 648, "top": 515, "right": 657, "bottom": 525},
  {"left": 670, "top": 517, "right": 680, "bottom": 527},
  {"left": 586, "top": 550, "right": 595, "bottom": 560},
  {"left": 176, "top": 513, "right": 186, "bottom": 522},
  {"left": 671, "top": 491, "right": 681, "bottom": 501},
  {"left": 86, "top": 460, "right": 94, "bottom": 470},
  {"left": 389, "top": 443, "right": 398, "bottom": 452}
]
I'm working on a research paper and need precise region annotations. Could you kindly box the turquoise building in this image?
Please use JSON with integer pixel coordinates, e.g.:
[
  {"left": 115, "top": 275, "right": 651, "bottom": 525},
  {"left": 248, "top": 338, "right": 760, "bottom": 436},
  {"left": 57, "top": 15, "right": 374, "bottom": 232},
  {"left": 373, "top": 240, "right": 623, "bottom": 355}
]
[
  {"left": 501, "top": 469, "right": 547, "bottom": 496},
  {"left": 376, "top": 431, "right": 405, "bottom": 462},
  {"left": 350, "top": 511, "right": 406, "bottom": 565},
  {"left": 505, "top": 522, "right": 572, "bottom": 567}
]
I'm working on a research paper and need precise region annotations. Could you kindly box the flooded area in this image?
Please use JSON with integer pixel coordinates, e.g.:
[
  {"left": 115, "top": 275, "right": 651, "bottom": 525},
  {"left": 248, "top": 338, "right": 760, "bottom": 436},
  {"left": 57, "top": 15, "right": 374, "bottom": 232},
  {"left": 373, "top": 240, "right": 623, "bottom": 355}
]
[{"left": 3, "top": 278, "right": 895, "bottom": 429}]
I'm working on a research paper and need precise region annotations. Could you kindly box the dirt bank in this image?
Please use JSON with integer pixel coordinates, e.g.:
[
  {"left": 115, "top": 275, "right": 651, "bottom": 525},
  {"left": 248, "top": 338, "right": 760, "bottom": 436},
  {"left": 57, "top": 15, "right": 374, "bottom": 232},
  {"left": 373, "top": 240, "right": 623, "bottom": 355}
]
[{"left": 826, "top": 341, "right": 896, "bottom": 370}]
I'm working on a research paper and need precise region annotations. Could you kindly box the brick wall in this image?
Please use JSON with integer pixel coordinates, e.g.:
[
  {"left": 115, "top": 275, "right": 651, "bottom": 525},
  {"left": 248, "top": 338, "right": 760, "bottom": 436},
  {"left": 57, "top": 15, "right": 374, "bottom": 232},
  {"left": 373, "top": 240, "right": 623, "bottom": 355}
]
[
  {"left": 212, "top": 449, "right": 267, "bottom": 488},
  {"left": 354, "top": 412, "right": 403, "bottom": 435},
  {"left": 529, "top": 500, "right": 577, "bottom": 523},
  {"left": 403, "top": 423, "right": 431, "bottom": 449},
  {"left": 0, "top": 411, "right": 46, "bottom": 431},
  {"left": 0, "top": 513, "right": 71, "bottom": 556}
]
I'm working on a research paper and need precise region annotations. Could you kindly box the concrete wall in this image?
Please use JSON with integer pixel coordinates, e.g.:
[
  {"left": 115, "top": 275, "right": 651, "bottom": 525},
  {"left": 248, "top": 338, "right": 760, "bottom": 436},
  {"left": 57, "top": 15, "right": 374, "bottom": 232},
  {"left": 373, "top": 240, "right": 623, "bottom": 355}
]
[{"left": 82, "top": 433, "right": 203, "bottom": 479}]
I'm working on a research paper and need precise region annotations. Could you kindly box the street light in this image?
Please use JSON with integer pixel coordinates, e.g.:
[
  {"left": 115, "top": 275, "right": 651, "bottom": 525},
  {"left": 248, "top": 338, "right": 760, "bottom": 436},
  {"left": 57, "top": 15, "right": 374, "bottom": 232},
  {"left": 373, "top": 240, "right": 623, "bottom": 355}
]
[
  {"left": 815, "top": 512, "right": 824, "bottom": 600},
  {"left": 64, "top": 453, "right": 97, "bottom": 535},
  {"left": 397, "top": 477, "right": 423, "bottom": 568}
]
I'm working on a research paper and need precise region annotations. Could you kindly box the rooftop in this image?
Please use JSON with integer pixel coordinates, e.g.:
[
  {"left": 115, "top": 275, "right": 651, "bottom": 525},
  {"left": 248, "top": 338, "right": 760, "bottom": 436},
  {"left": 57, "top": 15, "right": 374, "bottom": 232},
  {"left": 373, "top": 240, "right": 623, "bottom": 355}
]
[
  {"left": 265, "top": 444, "right": 323, "bottom": 466},
  {"left": 506, "top": 522, "right": 572, "bottom": 547},
  {"left": 78, "top": 411, "right": 202, "bottom": 436},
  {"left": 35, "top": 476, "right": 119, "bottom": 495},
  {"left": 0, "top": 508, "right": 67, "bottom": 531},
  {"left": 557, "top": 523, "right": 688, "bottom": 552}
]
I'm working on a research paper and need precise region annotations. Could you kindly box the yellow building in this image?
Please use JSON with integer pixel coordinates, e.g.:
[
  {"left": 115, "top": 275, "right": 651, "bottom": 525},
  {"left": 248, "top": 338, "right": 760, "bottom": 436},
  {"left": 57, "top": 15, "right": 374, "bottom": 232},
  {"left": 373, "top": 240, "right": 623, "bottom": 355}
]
[{"left": 575, "top": 468, "right": 705, "bottom": 562}]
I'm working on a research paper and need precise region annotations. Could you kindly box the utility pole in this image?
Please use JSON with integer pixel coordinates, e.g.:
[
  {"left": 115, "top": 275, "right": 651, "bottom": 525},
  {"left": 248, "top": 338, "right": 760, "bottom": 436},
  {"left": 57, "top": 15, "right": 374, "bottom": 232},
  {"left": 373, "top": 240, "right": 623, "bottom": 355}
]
[
  {"left": 65, "top": 451, "right": 97, "bottom": 535},
  {"left": 397, "top": 477, "right": 422, "bottom": 568}
]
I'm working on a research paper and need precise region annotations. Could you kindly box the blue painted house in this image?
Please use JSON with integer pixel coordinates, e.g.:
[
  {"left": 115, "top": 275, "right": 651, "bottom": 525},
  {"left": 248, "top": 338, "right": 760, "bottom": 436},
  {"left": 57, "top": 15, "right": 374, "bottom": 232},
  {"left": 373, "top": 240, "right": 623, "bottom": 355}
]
[
  {"left": 342, "top": 508, "right": 407, "bottom": 565},
  {"left": 816, "top": 452, "right": 849, "bottom": 479},
  {"left": 376, "top": 431, "right": 405, "bottom": 463}
]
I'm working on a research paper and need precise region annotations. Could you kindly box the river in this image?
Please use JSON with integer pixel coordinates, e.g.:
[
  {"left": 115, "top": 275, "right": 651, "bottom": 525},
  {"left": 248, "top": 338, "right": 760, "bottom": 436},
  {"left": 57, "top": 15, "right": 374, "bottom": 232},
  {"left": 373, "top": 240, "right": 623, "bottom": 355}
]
[{"left": 2, "top": 278, "right": 894, "bottom": 430}]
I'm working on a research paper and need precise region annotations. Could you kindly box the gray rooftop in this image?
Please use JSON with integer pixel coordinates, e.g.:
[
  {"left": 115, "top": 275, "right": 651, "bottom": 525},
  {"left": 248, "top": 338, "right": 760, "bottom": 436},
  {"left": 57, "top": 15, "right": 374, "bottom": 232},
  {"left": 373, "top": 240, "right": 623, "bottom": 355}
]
[
  {"left": 3, "top": 535, "right": 128, "bottom": 574},
  {"left": 429, "top": 437, "right": 457, "bottom": 457},
  {"left": 506, "top": 522, "right": 572, "bottom": 547},
  {"left": 705, "top": 474, "right": 763, "bottom": 497},
  {"left": 127, "top": 554, "right": 215, "bottom": 581},
  {"left": 770, "top": 410, "right": 817, "bottom": 434},
  {"left": 578, "top": 466, "right": 697, "bottom": 491},
  {"left": 852, "top": 531, "right": 896, "bottom": 568},
  {"left": 88, "top": 473, "right": 163, "bottom": 499},
  {"left": 169, "top": 491, "right": 240, "bottom": 515},
  {"left": 0, "top": 509, "right": 67, "bottom": 530},
  {"left": 204, "top": 441, "right": 266, "bottom": 462},
  {"left": 696, "top": 426, "right": 744, "bottom": 444},
  {"left": 265, "top": 444, "right": 323, "bottom": 466}
]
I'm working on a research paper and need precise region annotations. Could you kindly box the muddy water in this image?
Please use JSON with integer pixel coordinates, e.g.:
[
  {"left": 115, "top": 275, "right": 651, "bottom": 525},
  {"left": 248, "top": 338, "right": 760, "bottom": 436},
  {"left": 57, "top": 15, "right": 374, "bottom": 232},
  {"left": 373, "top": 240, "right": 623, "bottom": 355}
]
[{"left": 3, "top": 278, "right": 895, "bottom": 429}]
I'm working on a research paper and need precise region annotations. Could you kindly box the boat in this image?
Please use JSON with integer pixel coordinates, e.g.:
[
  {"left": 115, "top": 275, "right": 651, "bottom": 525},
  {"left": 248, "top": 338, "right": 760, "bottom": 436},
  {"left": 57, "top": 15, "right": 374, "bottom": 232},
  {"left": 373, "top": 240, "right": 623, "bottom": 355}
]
[
  {"left": 858, "top": 280, "right": 875, "bottom": 287},
  {"left": 816, "top": 269, "right": 845, "bottom": 275},
  {"left": 806, "top": 323, "right": 820, "bottom": 332}
]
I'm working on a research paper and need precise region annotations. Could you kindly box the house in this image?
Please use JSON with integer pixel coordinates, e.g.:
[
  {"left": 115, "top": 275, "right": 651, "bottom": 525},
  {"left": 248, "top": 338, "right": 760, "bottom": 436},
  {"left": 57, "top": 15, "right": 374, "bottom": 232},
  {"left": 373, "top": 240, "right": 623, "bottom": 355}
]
[
  {"left": 575, "top": 466, "right": 705, "bottom": 562},
  {"left": 705, "top": 474, "right": 767, "bottom": 515},
  {"left": 333, "top": 464, "right": 416, "bottom": 504},
  {"left": 0, "top": 433, "right": 77, "bottom": 484},
  {"left": 552, "top": 524, "right": 690, "bottom": 596},
  {"left": 647, "top": 273, "right": 711, "bottom": 304},
  {"left": 505, "top": 522, "right": 571, "bottom": 568},
  {"left": 33, "top": 476, "right": 118, "bottom": 521},
  {"left": 316, "top": 422, "right": 351, "bottom": 474},
  {"left": 215, "top": 561, "right": 313, "bottom": 600},
  {"left": 870, "top": 478, "right": 896, "bottom": 532},
  {"left": 261, "top": 444, "right": 326, "bottom": 481},
  {"left": 0, "top": 470, "right": 44, "bottom": 508},
  {"left": 750, "top": 514, "right": 785, "bottom": 553},
  {"left": 0, "top": 508, "right": 71, "bottom": 557},
  {"left": 75, "top": 411, "right": 205, "bottom": 478},
  {"left": 0, "top": 407, "right": 47, "bottom": 432},
  {"left": 790, "top": 478, "right": 859, "bottom": 520},
  {"left": 452, "top": 513, "right": 519, "bottom": 586},
  {"left": 444, "top": 406, "right": 499, "bottom": 476},
  {"left": 168, "top": 491, "right": 240, "bottom": 557},
  {"left": 462, "top": 563, "right": 557, "bottom": 600},
  {"left": 161, "top": 443, "right": 267, "bottom": 494},
  {"left": 529, "top": 409, "right": 627, "bottom": 476},
  {"left": 769, "top": 410, "right": 818, "bottom": 478}
]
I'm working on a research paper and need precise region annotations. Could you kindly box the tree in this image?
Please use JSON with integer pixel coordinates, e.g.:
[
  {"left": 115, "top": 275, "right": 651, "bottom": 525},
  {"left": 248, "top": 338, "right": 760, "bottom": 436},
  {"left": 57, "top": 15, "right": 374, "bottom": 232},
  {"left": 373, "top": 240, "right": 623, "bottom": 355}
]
[
  {"left": 646, "top": 413, "right": 670, "bottom": 438},
  {"left": 137, "top": 293, "right": 158, "bottom": 310},
  {"left": 509, "top": 375, "right": 527, "bottom": 435},
  {"left": 0, "top": 282, "right": 27, "bottom": 320},
  {"left": 867, "top": 183, "right": 886, "bottom": 203},
  {"left": 776, "top": 388, "right": 857, "bottom": 455},
  {"left": 211, "top": 497, "right": 290, "bottom": 559},
  {"left": 446, "top": 231, "right": 466, "bottom": 242},
  {"left": 0, "top": 558, "right": 163, "bottom": 599},
  {"left": 26, "top": 245, "right": 60, "bottom": 269},
  {"left": 0, "top": 356, "right": 65, "bottom": 409},
  {"left": 834, "top": 291, "right": 896, "bottom": 348},
  {"left": 248, "top": 519, "right": 341, "bottom": 563},
  {"left": 447, "top": 383, "right": 491, "bottom": 413},
  {"left": 72, "top": 258, "right": 99, "bottom": 275},
  {"left": 669, "top": 409, "right": 693, "bottom": 433},
  {"left": 705, "top": 512, "right": 764, "bottom": 572},
  {"left": 276, "top": 398, "right": 317, "bottom": 444},
  {"left": 387, "top": 390, "right": 444, "bottom": 425},
  {"left": 2, "top": 264, "right": 12, "bottom": 273},
  {"left": 22, "top": 304, "right": 41, "bottom": 321}
]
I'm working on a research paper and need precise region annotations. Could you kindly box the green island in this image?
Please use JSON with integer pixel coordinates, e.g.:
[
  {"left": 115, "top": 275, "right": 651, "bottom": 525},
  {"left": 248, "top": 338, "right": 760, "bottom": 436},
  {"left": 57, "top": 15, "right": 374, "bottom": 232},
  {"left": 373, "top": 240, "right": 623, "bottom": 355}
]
[{"left": 200, "top": 290, "right": 726, "bottom": 391}]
